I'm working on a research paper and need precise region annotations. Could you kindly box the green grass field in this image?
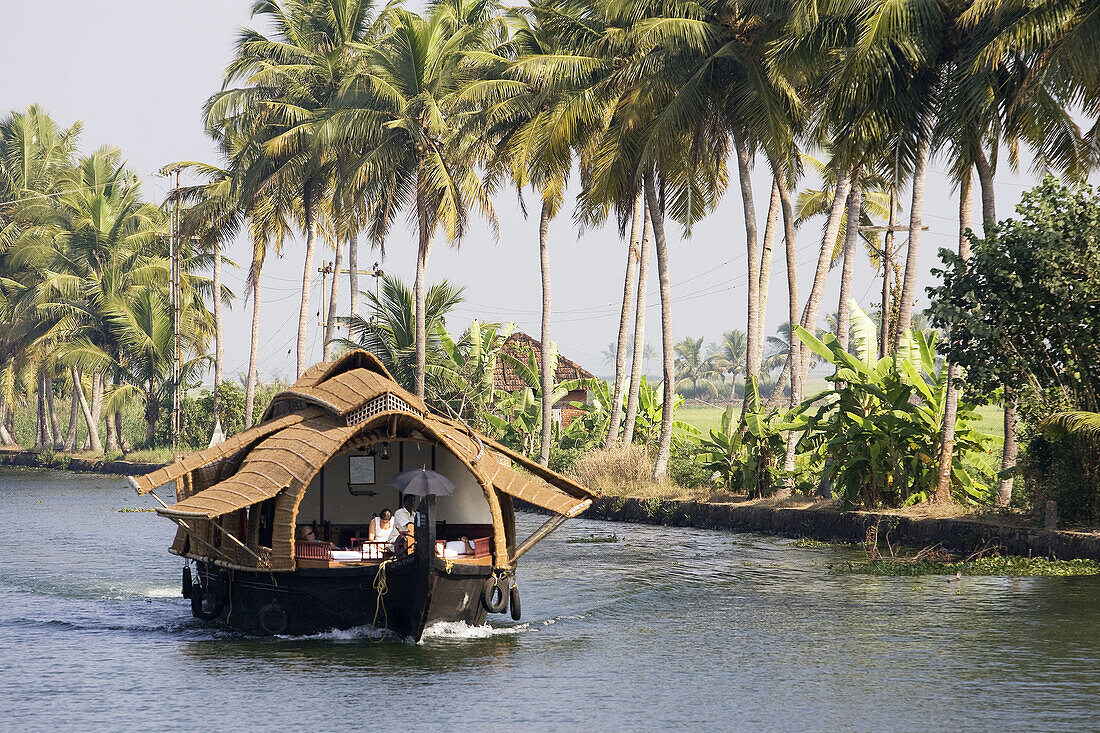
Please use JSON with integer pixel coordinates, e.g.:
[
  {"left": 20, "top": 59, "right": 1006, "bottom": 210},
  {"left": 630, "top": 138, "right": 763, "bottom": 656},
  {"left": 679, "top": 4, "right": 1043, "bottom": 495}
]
[{"left": 679, "top": 400, "right": 1006, "bottom": 441}]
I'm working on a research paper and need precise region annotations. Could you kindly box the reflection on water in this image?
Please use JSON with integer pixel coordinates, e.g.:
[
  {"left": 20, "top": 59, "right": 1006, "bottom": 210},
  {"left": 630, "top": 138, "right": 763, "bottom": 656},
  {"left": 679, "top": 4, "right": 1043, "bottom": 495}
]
[{"left": 2, "top": 467, "right": 1100, "bottom": 731}]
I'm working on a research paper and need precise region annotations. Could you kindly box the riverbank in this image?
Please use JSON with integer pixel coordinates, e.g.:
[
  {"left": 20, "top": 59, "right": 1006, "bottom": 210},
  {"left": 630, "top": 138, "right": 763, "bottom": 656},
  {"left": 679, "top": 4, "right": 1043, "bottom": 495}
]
[
  {"left": 0, "top": 448, "right": 166, "bottom": 476},
  {"left": 582, "top": 495, "right": 1100, "bottom": 561},
  {"left": 9, "top": 447, "right": 1098, "bottom": 562}
]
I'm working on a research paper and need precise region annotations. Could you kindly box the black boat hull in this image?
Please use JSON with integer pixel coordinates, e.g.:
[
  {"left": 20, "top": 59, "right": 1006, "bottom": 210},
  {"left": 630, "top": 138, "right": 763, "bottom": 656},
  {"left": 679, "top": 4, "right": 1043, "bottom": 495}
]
[{"left": 192, "top": 557, "right": 494, "bottom": 640}]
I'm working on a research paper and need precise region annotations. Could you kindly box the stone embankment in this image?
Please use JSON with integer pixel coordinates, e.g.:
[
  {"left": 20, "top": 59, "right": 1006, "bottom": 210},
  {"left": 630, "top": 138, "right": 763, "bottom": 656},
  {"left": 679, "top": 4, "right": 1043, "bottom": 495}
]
[
  {"left": 582, "top": 496, "right": 1100, "bottom": 561},
  {"left": 0, "top": 449, "right": 166, "bottom": 476}
]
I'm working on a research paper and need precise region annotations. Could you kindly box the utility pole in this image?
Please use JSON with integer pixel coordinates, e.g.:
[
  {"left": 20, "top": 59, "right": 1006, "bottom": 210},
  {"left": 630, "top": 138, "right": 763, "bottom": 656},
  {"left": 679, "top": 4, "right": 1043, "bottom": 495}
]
[
  {"left": 858, "top": 222, "right": 928, "bottom": 354},
  {"left": 318, "top": 261, "right": 334, "bottom": 327},
  {"left": 335, "top": 263, "right": 383, "bottom": 322},
  {"left": 169, "top": 168, "right": 182, "bottom": 450}
]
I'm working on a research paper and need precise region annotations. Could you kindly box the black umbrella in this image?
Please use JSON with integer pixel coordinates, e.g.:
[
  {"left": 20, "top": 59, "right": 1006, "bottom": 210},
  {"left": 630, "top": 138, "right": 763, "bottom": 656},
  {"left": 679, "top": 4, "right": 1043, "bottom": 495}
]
[{"left": 389, "top": 468, "right": 456, "bottom": 497}]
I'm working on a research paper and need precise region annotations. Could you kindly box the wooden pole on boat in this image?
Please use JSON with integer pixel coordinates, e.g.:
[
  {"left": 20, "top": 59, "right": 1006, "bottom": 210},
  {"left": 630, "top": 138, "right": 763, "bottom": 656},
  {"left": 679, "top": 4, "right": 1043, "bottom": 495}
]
[
  {"left": 511, "top": 514, "right": 569, "bottom": 564},
  {"left": 140, "top": 482, "right": 264, "bottom": 566}
]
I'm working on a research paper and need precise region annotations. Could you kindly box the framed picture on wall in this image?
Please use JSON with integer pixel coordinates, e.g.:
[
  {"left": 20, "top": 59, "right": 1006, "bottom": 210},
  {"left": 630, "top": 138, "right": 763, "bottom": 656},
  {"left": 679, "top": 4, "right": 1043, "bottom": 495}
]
[{"left": 348, "top": 455, "right": 377, "bottom": 496}]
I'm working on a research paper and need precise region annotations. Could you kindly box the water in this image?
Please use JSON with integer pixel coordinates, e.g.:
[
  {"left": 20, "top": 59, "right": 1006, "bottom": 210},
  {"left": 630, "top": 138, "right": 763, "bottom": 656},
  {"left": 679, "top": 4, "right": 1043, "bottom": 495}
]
[{"left": 3, "top": 467, "right": 1100, "bottom": 732}]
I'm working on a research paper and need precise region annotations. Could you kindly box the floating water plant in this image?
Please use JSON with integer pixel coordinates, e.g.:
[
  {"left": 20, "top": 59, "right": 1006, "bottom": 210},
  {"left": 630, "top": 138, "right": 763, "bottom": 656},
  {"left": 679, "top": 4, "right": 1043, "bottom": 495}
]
[
  {"left": 567, "top": 530, "right": 620, "bottom": 541},
  {"left": 838, "top": 556, "right": 1100, "bottom": 576}
]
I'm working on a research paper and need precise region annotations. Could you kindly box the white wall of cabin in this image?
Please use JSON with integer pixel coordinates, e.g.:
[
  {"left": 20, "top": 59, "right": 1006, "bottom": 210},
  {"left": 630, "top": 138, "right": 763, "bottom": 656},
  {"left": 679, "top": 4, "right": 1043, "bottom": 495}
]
[{"left": 296, "top": 439, "right": 492, "bottom": 528}]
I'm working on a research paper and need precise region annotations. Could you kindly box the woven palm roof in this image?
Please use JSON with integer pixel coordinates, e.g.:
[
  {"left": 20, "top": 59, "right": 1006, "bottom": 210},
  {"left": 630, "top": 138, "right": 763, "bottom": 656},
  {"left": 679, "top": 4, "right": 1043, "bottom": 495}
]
[
  {"left": 143, "top": 350, "right": 596, "bottom": 569},
  {"left": 494, "top": 332, "right": 595, "bottom": 393}
]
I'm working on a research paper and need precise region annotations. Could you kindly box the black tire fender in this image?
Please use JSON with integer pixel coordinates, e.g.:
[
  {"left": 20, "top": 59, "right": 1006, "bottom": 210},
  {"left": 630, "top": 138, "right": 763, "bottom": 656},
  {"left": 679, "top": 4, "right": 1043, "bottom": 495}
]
[
  {"left": 182, "top": 566, "right": 192, "bottom": 599},
  {"left": 258, "top": 602, "right": 289, "bottom": 635},
  {"left": 190, "top": 580, "right": 224, "bottom": 621},
  {"left": 509, "top": 584, "right": 521, "bottom": 621},
  {"left": 482, "top": 576, "right": 508, "bottom": 613}
]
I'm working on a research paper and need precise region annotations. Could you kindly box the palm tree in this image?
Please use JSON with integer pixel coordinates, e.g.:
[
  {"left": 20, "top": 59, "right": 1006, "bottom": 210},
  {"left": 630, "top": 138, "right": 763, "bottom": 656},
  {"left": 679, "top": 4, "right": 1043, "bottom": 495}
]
[
  {"left": 208, "top": 0, "right": 376, "bottom": 378},
  {"left": 325, "top": 4, "right": 499, "bottom": 401},
  {"left": 712, "top": 329, "right": 747, "bottom": 389},
  {"left": 606, "top": 192, "right": 644, "bottom": 449},
  {"left": 337, "top": 274, "right": 465, "bottom": 397},
  {"left": 0, "top": 106, "right": 82, "bottom": 448},
  {"left": 674, "top": 336, "right": 707, "bottom": 397}
]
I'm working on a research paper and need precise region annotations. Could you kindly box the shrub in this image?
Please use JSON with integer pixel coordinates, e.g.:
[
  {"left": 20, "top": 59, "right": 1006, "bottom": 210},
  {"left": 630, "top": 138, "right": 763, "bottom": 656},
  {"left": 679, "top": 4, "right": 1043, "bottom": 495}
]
[
  {"left": 668, "top": 444, "right": 711, "bottom": 489},
  {"left": 1022, "top": 432, "right": 1100, "bottom": 526},
  {"left": 548, "top": 445, "right": 585, "bottom": 475}
]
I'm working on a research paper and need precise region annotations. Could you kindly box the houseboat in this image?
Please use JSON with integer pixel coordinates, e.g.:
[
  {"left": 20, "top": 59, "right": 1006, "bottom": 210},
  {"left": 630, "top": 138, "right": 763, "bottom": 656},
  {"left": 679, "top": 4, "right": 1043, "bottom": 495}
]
[{"left": 130, "top": 350, "right": 596, "bottom": 639}]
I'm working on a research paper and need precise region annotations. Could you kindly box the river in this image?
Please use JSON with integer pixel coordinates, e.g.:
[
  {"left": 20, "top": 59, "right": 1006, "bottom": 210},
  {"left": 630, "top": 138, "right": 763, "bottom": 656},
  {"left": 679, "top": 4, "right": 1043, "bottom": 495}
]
[{"left": 2, "top": 467, "right": 1099, "bottom": 731}]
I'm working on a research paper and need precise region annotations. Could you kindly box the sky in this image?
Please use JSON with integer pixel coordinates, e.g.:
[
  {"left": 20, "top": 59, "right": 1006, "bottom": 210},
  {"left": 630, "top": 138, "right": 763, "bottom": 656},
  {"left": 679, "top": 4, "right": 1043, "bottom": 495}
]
[{"left": 0, "top": 0, "right": 1062, "bottom": 384}]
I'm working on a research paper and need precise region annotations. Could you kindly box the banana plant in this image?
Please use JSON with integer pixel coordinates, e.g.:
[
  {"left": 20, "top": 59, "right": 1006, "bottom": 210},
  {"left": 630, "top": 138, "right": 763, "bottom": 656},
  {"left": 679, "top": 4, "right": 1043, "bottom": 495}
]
[
  {"left": 431, "top": 318, "right": 515, "bottom": 430},
  {"left": 696, "top": 377, "right": 804, "bottom": 496},
  {"left": 486, "top": 342, "right": 569, "bottom": 456},
  {"left": 793, "top": 300, "right": 995, "bottom": 508}
]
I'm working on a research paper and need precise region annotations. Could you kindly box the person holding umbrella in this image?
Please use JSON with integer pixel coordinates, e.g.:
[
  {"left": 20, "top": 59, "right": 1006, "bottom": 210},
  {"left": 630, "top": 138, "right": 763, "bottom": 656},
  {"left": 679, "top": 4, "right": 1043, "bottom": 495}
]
[
  {"left": 393, "top": 494, "right": 418, "bottom": 536},
  {"left": 389, "top": 468, "right": 455, "bottom": 555}
]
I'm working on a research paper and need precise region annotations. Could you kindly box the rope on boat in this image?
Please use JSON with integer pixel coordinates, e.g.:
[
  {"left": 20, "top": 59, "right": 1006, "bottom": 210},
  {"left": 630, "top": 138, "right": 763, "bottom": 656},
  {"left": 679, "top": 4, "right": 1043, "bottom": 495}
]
[{"left": 370, "top": 559, "right": 391, "bottom": 642}]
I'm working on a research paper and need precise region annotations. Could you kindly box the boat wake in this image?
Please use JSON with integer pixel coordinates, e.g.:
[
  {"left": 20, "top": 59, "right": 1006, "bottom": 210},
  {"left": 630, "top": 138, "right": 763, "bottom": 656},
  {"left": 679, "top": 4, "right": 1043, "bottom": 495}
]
[{"left": 420, "top": 620, "right": 527, "bottom": 640}]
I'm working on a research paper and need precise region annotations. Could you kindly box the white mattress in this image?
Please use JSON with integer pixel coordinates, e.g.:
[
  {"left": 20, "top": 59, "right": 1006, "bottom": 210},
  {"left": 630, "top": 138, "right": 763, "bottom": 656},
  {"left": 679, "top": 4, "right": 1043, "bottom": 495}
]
[{"left": 330, "top": 550, "right": 366, "bottom": 561}]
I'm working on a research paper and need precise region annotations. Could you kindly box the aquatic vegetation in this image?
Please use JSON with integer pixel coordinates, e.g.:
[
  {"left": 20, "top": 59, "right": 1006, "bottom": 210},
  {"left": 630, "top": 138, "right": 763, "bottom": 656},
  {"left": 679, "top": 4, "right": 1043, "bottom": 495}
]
[
  {"left": 838, "top": 556, "right": 1100, "bottom": 576},
  {"left": 566, "top": 534, "right": 621, "bottom": 544},
  {"left": 792, "top": 538, "right": 834, "bottom": 549}
]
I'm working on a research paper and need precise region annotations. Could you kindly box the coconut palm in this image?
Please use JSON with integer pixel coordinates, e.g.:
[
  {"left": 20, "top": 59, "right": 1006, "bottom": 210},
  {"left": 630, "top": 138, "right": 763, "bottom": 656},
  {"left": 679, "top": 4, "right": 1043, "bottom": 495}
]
[
  {"left": 0, "top": 106, "right": 82, "bottom": 447},
  {"left": 337, "top": 274, "right": 465, "bottom": 398},
  {"left": 207, "top": 0, "right": 378, "bottom": 378},
  {"left": 459, "top": 1, "right": 585, "bottom": 465},
  {"left": 711, "top": 329, "right": 748, "bottom": 388},
  {"left": 674, "top": 337, "right": 709, "bottom": 397},
  {"left": 324, "top": 4, "right": 499, "bottom": 402}
]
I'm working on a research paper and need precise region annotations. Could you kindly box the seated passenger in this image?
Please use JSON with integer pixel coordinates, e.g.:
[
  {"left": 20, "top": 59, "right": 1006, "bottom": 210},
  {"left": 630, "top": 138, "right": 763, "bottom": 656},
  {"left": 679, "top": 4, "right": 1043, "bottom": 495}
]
[
  {"left": 297, "top": 525, "right": 318, "bottom": 542},
  {"left": 366, "top": 509, "right": 398, "bottom": 558},
  {"left": 393, "top": 495, "right": 418, "bottom": 535}
]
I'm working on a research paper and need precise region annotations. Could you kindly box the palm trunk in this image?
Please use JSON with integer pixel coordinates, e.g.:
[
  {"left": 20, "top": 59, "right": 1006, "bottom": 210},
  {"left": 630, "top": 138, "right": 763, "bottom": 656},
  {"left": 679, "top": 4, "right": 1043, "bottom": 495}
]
[
  {"left": 324, "top": 235, "right": 343, "bottom": 361},
  {"left": 606, "top": 190, "right": 645, "bottom": 449},
  {"left": 934, "top": 175, "right": 974, "bottom": 502},
  {"left": 975, "top": 148, "right": 1012, "bottom": 505},
  {"left": 893, "top": 138, "right": 929, "bottom": 346},
  {"left": 736, "top": 136, "right": 761, "bottom": 385},
  {"left": 645, "top": 170, "right": 675, "bottom": 480},
  {"left": 414, "top": 173, "right": 433, "bottom": 401},
  {"left": 45, "top": 372, "right": 63, "bottom": 449},
  {"left": 91, "top": 373, "right": 106, "bottom": 452},
  {"left": 297, "top": 187, "right": 317, "bottom": 378},
  {"left": 975, "top": 148, "right": 996, "bottom": 231},
  {"left": 34, "top": 373, "right": 48, "bottom": 450},
  {"left": 73, "top": 368, "right": 102, "bottom": 453},
  {"left": 835, "top": 179, "right": 862, "bottom": 354},
  {"left": 104, "top": 407, "right": 118, "bottom": 453},
  {"left": 64, "top": 375, "right": 80, "bottom": 452},
  {"left": 798, "top": 165, "right": 852, "bottom": 384},
  {"left": 753, "top": 182, "right": 780, "bottom": 396},
  {"left": 117, "top": 409, "right": 131, "bottom": 454},
  {"left": 775, "top": 167, "right": 801, "bottom": 492},
  {"left": 880, "top": 190, "right": 897, "bottom": 355},
  {"left": 997, "top": 386, "right": 1018, "bottom": 506},
  {"left": 145, "top": 379, "right": 157, "bottom": 447},
  {"left": 538, "top": 200, "right": 554, "bottom": 467},
  {"left": 0, "top": 397, "right": 13, "bottom": 446},
  {"left": 244, "top": 246, "right": 263, "bottom": 429},
  {"left": 623, "top": 200, "right": 653, "bottom": 445},
  {"left": 349, "top": 234, "right": 360, "bottom": 318},
  {"left": 212, "top": 237, "right": 225, "bottom": 432}
]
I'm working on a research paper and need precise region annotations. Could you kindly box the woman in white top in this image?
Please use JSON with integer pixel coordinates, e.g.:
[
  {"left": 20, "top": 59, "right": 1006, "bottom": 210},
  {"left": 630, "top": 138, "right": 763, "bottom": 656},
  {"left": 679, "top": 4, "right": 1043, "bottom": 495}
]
[
  {"left": 364, "top": 509, "right": 398, "bottom": 558},
  {"left": 369, "top": 509, "right": 398, "bottom": 542}
]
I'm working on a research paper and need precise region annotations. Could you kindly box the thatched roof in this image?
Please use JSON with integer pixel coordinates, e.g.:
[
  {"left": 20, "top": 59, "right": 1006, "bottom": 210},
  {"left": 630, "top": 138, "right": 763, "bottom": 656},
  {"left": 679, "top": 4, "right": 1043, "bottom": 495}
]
[
  {"left": 494, "top": 332, "right": 594, "bottom": 393},
  {"left": 141, "top": 350, "right": 596, "bottom": 569}
]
